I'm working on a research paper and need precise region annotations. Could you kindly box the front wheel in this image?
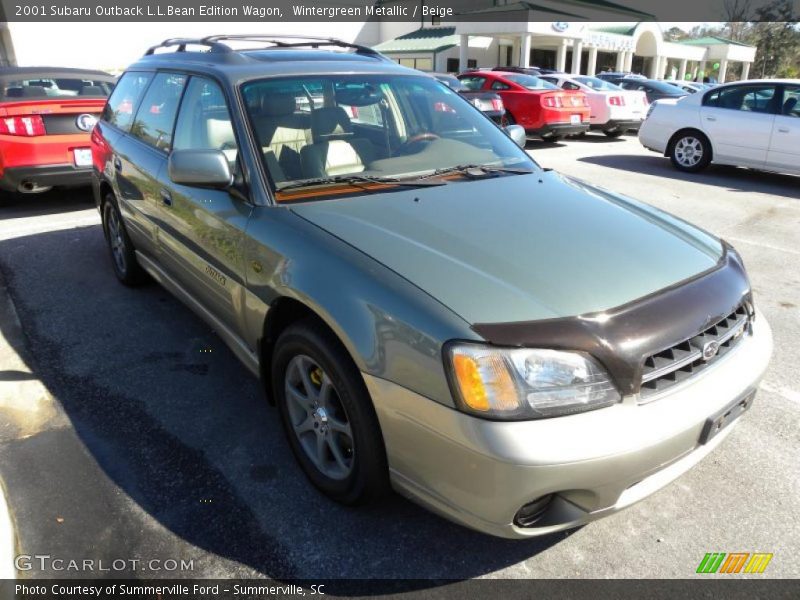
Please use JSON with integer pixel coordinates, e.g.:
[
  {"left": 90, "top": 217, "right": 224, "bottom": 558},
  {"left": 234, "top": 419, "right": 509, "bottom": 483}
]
[
  {"left": 669, "top": 132, "right": 711, "bottom": 172},
  {"left": 604, "top": 129, "right": 624, "bottom": 138},
  {"left": 272, "top": 320, "right": 389, "bottom": 505}
]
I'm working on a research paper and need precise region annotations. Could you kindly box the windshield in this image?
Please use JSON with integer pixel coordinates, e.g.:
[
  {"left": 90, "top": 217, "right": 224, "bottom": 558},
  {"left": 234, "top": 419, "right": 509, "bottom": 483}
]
[
  {"left": 574, "top": 76, "right": 621, "bottom": 91},
  {"left": 643, "top": 80, "right": 688, "bottom": 94},
  {"left": 502, "top": 74, "right": 558, "bottom": 90},
  {"left": 242, "top": 74, "right": 536, "bottom": 199},
  {"left": 1, "top": 76, "right": 114, "bottom": 99}
]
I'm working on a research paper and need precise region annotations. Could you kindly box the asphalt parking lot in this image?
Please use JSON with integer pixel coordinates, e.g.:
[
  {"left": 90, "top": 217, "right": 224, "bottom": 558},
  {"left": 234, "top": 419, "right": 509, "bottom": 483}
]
[{"left": 0, "top": 134, "right": 798, "bottom": 580}]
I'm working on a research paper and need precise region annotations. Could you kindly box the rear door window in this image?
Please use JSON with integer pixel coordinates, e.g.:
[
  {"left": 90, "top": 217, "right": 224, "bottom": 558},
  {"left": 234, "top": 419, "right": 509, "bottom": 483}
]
[
  {"left": 102, "top": 72, "right": 153, "bottom": 132},
  {"left": 704, "top": 85, "right": 778, "bottom": 113},
  {"left": 130, "top": 73, "right": 187, "bottom": 152}
]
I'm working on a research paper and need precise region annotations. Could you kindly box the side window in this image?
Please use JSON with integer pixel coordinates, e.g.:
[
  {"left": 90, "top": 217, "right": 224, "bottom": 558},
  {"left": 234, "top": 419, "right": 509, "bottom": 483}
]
[
  {"left": 704, "top": 85, "right": 777, "bottom": 113},
  {"left": 129, "top": 73, "right": 187, "bottom": 152},
  {"left": 173, "top": 76, "right": 238, "bottom": 167},
  {"left": 459, "top": 76, "right": 486, "bottom": 91},
  {"left": 781, "top": 86, "right": 800, "bottom": 118},
  {"left": 102, "top": 72, "right": 153, "bottom": 132},
  {"left": 491, "top": 80, "right": 510, "bottom": 90}
]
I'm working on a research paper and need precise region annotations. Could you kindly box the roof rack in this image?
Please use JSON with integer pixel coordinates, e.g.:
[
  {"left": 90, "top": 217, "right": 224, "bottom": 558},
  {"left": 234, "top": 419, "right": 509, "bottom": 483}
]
[{"left": 144, "top": 34, "right": 388, "bottom": 60}]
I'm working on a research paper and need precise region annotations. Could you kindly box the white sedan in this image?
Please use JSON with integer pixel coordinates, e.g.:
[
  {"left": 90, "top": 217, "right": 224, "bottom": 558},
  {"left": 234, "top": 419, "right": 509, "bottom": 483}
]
[
  {"left": 541, "top": 74, "right": 649, "bottom": 137},
  {"left": 639, "top": 79, "right": 800, "bottom": 174}
]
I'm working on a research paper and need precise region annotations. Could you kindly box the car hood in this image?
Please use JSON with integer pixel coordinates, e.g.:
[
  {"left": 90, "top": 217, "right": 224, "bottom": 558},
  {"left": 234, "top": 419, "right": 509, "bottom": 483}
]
[{"left": 290, "top": 170, "right": 723, "bottom": 325}]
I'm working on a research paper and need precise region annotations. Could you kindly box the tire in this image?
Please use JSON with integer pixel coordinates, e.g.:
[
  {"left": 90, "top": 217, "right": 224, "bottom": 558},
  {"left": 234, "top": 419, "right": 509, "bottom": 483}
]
[
  {"left": 102, "top": 194, "right": 148, "bottom": 286},
  {"left": 604, "top": 130, "right": 624, "bottom": 138},
  {"left": 669, "top": 131, "right": 711, "bottom": 172},
  {"left": 542, "top": 134, "right": 562, "bottom": 142},
  {"left": 272, "top": 319, "right": 389, "bottom": 505}
]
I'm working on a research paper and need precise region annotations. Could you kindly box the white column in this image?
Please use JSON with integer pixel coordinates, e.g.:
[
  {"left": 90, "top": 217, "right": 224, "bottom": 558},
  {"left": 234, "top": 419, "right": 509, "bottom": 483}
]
[
  {"left": 587, "top": 47, "right": 598, "bottom": 76},
  {"left": 678, "top": 59, "right": 688, "bottom": 81},
  {"left": 458, "top": 35, "right": 469, "bottom": 73},
  {"left": 649, "top": 56, "right": 659, "bottom": 79},
  {"left": 615, "top": 51, "right": 625, "bottom": 71},
  {"left": 741, "top": 61, "right": 751, "bottom": 80},
  {"left": 718, "top": 59, "right": 728, "bottom": 83},
  {"left": 556, "top": 41, "right": 567, "bottom": 72},
  {"left": 624, "top": 50, "right": 634, "bottom": 72},
  {"left": 571, "top": 40, "right": 583, "bottom": 74},
  {"left": 519, "top": 34, "right": 531, "bottom": 68}
]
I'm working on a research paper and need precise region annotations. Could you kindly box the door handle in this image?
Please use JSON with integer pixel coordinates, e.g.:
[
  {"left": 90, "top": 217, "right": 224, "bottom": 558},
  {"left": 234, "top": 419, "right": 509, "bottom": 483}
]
[
  {"left": 113, "top": 157, "right": 122, "bottom": 171},
  {"left": 777, "top": 128, "right": 790, "bottom": 133},
  {"left": 159, "top": 189, "right": 172, "bottom": 207},
  {"left": 705, "top": 116, "right": 716, "bottom": 121}
]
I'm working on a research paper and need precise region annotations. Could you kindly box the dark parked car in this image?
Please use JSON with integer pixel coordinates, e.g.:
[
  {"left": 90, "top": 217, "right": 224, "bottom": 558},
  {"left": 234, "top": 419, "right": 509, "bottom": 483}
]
[
  {"left": 427, "top": 72, "right": 506, "bottom": 124},
  {"left": 91, "top": 34, "right": 771, "bottom": 539},
  {"left": 603, "top": 76, "right": 689, "bottom": 104}
]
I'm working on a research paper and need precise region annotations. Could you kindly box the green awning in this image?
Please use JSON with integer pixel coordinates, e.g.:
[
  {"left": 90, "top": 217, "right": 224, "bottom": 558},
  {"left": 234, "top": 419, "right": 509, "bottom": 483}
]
[{"left": 373, "top": 27, "right": 458, "bottom": 54}]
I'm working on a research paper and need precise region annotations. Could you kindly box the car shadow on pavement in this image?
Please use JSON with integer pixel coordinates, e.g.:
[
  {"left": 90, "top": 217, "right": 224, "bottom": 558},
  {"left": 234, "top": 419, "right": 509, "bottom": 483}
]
[
  {"left": 579, "top": 154, "right": 800, "bottom": 200},
  {"left": 0, "top": 188, "right": 95, "bottom": 217},
  {"left": 0, "top": 224, "right": 566, "bottom": 585}
]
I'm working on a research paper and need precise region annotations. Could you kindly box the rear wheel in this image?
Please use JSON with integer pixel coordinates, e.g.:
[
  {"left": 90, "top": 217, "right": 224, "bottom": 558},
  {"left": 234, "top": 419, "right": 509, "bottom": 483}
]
[
  {"left": 102, "top": 194, "right": 147, "bottom": 286},
  {"left": 272, "top": 319, "right": 389, "bottom": 505},
  {"left": 604, "top": 129, "right": 624, "bottom": 138},
  {"left": 669, "top": 131, "right": 711, "bottom": 172}
]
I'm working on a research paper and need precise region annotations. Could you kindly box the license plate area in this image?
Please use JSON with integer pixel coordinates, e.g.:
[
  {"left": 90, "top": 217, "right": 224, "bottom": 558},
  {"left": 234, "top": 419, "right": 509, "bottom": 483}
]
[
  {"left": 699, "top": 390, "right": 755, "bottom": 444},
  {"left": 73, "top": 148, "right": 92, "bottom": 167},
  {"left": 570, "top": 114, "right": 581, "bottom": 125}
]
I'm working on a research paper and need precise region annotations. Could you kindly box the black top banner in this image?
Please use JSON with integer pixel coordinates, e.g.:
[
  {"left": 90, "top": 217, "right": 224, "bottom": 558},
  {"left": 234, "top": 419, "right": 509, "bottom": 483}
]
[{"left": 1, "top": 0, "right": 799, "bottom": 22}]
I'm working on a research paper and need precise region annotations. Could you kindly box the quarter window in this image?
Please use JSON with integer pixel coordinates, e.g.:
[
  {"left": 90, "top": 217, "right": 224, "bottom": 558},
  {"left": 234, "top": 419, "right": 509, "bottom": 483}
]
[
  {"left": 130, "top": 72, "right": 186, "bottom": 152},
  {"left": 102, "top": 72, "right": 153, "bottom": 132},
  {"left": 780, "top": 86, "right": 800, "bottom": 118},
  {"left": 173, "top": 76, "right": 238, "bottom": 167}
]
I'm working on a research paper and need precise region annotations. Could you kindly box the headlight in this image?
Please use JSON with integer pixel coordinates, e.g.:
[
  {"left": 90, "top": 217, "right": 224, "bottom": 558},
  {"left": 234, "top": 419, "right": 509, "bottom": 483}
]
[{"left": 445, "top": 343, "right": 621, "bottom": 420}]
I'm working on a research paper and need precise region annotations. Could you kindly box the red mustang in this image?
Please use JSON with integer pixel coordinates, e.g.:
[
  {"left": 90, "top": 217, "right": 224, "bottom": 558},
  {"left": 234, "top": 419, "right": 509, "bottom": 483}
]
[
  {"left": 458, "top": 70, "right": 590, "bottom": 141},
  {"left": 0, "top": 67, "right": 115, "bottom": 195}
]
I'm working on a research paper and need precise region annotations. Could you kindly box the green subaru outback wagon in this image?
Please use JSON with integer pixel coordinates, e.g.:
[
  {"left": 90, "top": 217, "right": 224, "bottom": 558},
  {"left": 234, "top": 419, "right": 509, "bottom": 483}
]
[{"left": 91, "top": 35, "right": 772, "bottom": 538}]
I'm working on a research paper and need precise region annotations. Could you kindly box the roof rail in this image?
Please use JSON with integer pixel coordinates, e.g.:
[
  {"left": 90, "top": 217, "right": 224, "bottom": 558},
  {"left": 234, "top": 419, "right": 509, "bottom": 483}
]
[
  {"left": 144, "top": 38, "right": 233, "bottom": 55},
  {"left": 208, "top": 34, "right": 389, "bottom": 59},
  {"left": 144, "top": 34, "right": 390, "bottom": 61}
]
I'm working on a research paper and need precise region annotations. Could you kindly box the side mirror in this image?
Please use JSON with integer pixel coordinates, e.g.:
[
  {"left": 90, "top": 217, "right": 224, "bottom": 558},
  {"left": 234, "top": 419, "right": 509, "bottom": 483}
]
[
  {"left": 168, "top": 149, "right": 232, "bottom": 188},
  {"left": 505, "top": 124, "right": 526, "bottom": 148}
]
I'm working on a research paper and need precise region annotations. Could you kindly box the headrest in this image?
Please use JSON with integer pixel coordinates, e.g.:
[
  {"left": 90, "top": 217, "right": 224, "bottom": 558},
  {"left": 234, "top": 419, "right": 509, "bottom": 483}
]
[
  {"left": 261, "top": 93, "right": 296, "bottom": 117},
  {"left": 311, "top": 106, "right": 352, "bottom": 142},
  {"left": 783, "top": 97, "right": 798, "bottom": 114},
  {"left": 6, "top": 87, "right": 41, "bottom": 98},
  {"left": 79, "top": 86, "right": 104, "bottom": 96}
]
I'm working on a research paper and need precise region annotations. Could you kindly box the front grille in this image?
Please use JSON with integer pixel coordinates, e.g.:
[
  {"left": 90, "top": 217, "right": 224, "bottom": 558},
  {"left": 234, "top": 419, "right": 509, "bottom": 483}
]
[{"left": 640, "top": 304, "right": 751, "bottom": 400}]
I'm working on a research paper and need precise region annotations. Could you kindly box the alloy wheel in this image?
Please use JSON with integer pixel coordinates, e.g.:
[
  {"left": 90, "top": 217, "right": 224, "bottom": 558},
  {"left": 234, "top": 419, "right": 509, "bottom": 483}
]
[
  {"left": 674, "top": 136, "right": 704, "bottom": 168},
  {"left": 284, "top": 354, "right": 355, "bottom": 480},
  {"left": 106, "top": 206, "right": 127, "bottom": 274}
]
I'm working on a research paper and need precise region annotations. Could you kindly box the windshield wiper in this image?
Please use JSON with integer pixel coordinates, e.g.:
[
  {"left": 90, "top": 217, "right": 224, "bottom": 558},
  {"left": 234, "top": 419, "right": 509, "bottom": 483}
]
[
  {"left": 421, "top": 164, "right": 536, "bottom": 180},
  {"left": 276, "top": 174, "right": 446, "bottom": 193}
]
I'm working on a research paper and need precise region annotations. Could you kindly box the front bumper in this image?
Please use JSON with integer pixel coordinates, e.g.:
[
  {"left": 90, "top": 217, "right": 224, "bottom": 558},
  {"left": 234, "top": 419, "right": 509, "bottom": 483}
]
[
  {"left": 365, "top": 314, "right": 772, "bottom": 538},
  {"left": 528, "top": 122, "right": 590, "bottom": 138},
  {"left": 0, "top": 163, "right": 93, "bottom": 192}
]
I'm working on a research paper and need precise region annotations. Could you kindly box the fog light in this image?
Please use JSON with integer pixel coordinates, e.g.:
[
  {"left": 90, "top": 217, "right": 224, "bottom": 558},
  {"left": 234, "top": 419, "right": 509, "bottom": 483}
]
[{"left": 514, "top": 494, "right": 553, "bottom": 527}]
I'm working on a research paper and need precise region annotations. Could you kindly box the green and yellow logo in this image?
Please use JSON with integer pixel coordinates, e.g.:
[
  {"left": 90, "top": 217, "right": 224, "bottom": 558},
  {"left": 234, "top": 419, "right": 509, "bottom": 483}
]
[{"left": 696, "top": 552, "right": 773, "bottom": 574}]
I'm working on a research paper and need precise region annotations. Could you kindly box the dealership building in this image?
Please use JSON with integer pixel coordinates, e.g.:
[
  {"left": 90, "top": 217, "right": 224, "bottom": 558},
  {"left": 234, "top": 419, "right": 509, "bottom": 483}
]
[
  {"left": 374, "top": 21, "right": 757, "bottom": 82},
  {"left": 0, "top": 14, "right": 756, "bottom": 84}
]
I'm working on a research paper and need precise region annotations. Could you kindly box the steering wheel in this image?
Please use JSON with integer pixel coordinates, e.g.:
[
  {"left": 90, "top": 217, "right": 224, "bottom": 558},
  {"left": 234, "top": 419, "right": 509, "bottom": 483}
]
[{"left": 394, "top": 132, "right": 440, "bottom": 155}]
